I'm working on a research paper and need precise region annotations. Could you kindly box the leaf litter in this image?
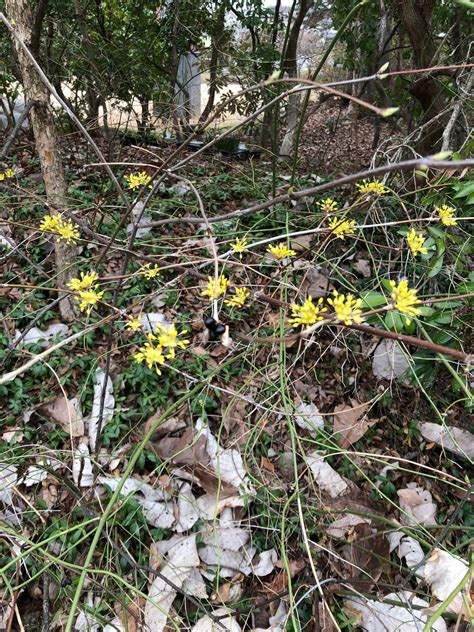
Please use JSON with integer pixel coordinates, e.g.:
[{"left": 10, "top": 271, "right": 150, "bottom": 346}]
[
  {"left": 3, "top": 134, "right": 472, "bottom": 632},
  {"left": 419, "top": 421, "right": 474, "bottom": 460},
  {"left": 332, "top": 399, "right": 376, "bottom": 448},
  {"left": 82, "top": 418, "right": 285, "bottom": 630}
]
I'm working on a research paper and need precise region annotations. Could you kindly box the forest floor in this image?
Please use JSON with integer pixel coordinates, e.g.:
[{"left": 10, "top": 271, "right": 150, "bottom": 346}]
[{"left": 0, "top": 104, "right": 472, "bottom": 631}]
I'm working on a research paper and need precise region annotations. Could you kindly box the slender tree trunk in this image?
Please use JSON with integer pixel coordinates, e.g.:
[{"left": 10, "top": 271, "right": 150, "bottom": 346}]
[
  {"left": 279, "top": 0, "right": 313, "bottom": 158},
  {"left": 85, "top": 89, "right": 100, "bottom": 130},
  {"left": 198, "top": 7, "right": 226, "bottom": 125},
  {"left": 74, "top": 0, "right": 104, "bottom": 134},
  {"left": 5, "top": 0, "right": 77, "bottom": 321},
  {"left": 30, "top": 0, "right": 49, "bottom": 56},
  {"left": 170, "top": 0, "right": 183, "bottom": 138},
  {"left": 392, "top": 0, "right": 446, "bottom": 154},
  {"left": 138, "top": 95, "right": 150, "bottom": 134}
]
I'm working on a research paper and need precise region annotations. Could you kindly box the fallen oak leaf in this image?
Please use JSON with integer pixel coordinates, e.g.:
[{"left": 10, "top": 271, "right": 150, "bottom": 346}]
[
  {"left": 419, "top": 422, "right": 474, "bottom": 460},
  {"left": 333, "top": 399, "right": 375, "bottom": 448},
  {"left": 145, "top": 535, "right": 200, "bottom": 631},
  {"left": 345, "top": 592, "right": 447, "bottom": 632},
  {"left": 372, "top": 339, "right": 410, "bottom": 380},
  {"left": 424, "top": 548, "right": 470, "bottom": 615},
  {"left": 43, "top": 395, "right": 84, "bottom": 437},
  {"left": 397, "top": 483, "right": 437, "bottom": 526},
  {"left": 305, "top": 451, "right": 350, "bottom": 498},
  {"left": 191, "top": 608, "right": 241, "bottom": 632}
]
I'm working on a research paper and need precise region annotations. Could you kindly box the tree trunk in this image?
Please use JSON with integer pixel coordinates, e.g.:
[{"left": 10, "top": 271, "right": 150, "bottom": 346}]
[
  {"left": 259, "top": 0, "right": 282, "bottom": 148},
  {"left": 138, "top": 95, "right": 150, "bottom": 134},
  {"left": 170, "top": 0, "right": 183, "bottom": 138},
  {"left": 198, "top": 7, "right": 226, "bottom": 125},
  {"left": 85, "top": 88, "right": 100, "bottom": 130},
  {"left": 279, "top": 0, "right": 313, "bottom": 158},
  {"left": 392, "top": 0, "right": 446, "bottom": 154},
  {"left": 5, "top": 0, "right": 78, "bottom": 321},
  {"left": 74, "top": 0, "right": 101, "bottom": 134}
]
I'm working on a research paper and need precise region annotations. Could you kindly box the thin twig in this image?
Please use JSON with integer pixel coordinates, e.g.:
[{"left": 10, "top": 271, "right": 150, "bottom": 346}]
[
  {"left": 253, "top": 291, "right": 472, "bottom": 362},
  {"left": 0, "top": 313, "right": 116, "bottom": 386},
  {"left": 167, "top": 172, "right": 221, "bottom": 320},
  {"left": 0, "top": 99, "right": 36, "bottom": 160},
  {"left": 41, "top": 573, "right": 49, "bottom": 632},
  {"left": 139, "top": 157, "right": 474, "bottom": 228},
  {"left": 441, "top": 68, "right": 474, "bottom": 151}
]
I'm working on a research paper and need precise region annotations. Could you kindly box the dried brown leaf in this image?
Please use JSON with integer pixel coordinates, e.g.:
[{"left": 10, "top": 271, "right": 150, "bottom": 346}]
[
  {"left": 340, "top": 523, "right": 389, "bottom": 584},
  {"left": 301, "top": 269, "right": 334, "bottom": 298},
  {"left": 290, "top": 234, "right": 313, "bottom": 252},
  {"left": 333, "top": 399, "right": 375, "bottom": 448},
  {"left": 43, "top": 396, "right": 84, "bottom": 437}
]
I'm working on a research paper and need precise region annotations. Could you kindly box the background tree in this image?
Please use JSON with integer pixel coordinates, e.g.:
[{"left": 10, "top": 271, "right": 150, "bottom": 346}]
[{"left": 3, "top": 0, "right": 77, "bottom": 320}]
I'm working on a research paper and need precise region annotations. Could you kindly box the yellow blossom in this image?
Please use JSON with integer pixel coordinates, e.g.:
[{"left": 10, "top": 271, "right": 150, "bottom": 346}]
[
  {"left": 39, "top": 214, "right": 60, "bottom": 232},
  {"left": 318, "top": 198, "right": 338, "bottom": 213},
  {"left": 356, "top": 179, "right": 388, "bottom": 196},
  {"left": 56, "top": 218, "right": 80, "bottom": 243},
  {"left": 67, "top": 271, "right": 103, "bottom": 313},
  {"left": 39, "top": 212, "right": 80, "bottom": 243},
  {"left": 328, "top": 217, "right": 357, "bottom": 239},
  {"left": 406, "top": 228, "right": 428, "bottom": 256},
  {"left": 327, "top": 291, "right": 363, "bottom": 326},
  {"left": 225, "top": 287, "right": 250, "bottom": 308},
  {"left": 67, "top": 271, "right": 99, "bottom": 292},
  {"left": 230, "top": 237, "right": 248, "bottom": 256},
  {"left": 4, "top": 168, "right": 15, "bottom": 178},
  {"left": 389, "top": 280, "right": 421, "bottom": 325},
  {"left": 125, "top": 316, "right": 142, "bottom": 332},
  {"left": 289, "top": 296, "right": 328, "bottom": 327},
  {"left": 201, "top": 275, "right": 230, "bottom": 300},
  {"left": 76, "top": 288, "right": 104, "bottom": 313},
  {"left": 266, "top": 243, "right": 296, "bottom": 260},
  {"left": 140, "top": 263, "right": 160, "bottom": 279},
  {"left": 0, "top": 173, "right": 4, "bottom": 181},
  {"left": 435, "top": 204, "right": 457, "bottom": 227},
  {"left": 133, "top": 342, "right": 166, "bottom": 374},
  {"left": 125, "top": 171, "right": 151, "bottom": 190},
  {"left": 151, "top": 323, "right": 190, "bottom": 358}
]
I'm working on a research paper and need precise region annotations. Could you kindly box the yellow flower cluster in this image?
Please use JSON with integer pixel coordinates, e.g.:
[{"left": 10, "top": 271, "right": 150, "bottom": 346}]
[
  {"left": 39, "top": 213, "right": 80, "bottom": 243},
  {"left": 435, "top": 204, "right": 457, "bottom": 227},
  {"left": 152, "top": 323, "right": 190, "bottom": 359},
  {"left": 406, "top": 228, "right": 427, "bottom": 256},
  {"left": 225, "top": 287, "right": 250, "bottom": 308},
  {"left": 289, "top": 296, "right": 328, "bottom": 328},
  {"left": 267, "top": 243, "right": 296, "bottom": 260},
  {"left": 230, "top": 237, "right": 248, "bottom": 256},
  {"left": 390, "top": 280, "right": 421, "bottom": 324},
  {"left": 67, "top": 271, "right": 98, "bottom": 291},
  {"left": 67, "top": 271, "right": 103, "bottom": 313},
  {"left": 140, "top": 263, "right": 160, "bottom": 279},
  {"left": 328, "top": 217, "right": 357, "bottom": 239},
  {"left": 356, "top": 179, "right": 388, "bottom": 196},
  {"left": 133, "top": 343, "right": 166, "bottom": 374},
  {"left": 327, "top": 291, "right": 363, "bottom": 326},
  {"left": 201, "top": 275, "right": 230, "bottom": 300},
  {"left": 318, "top": 198, "right": 338, "bottom": 213},
  {"left": 125, "top": 171, "right": 152, "bottom": 190},
  {"left": 0, "top": 168, "right": 15, "bottom": 180},
  {"left": 126, "top": 316, "right": 142, "bottom": 332},
  {"left": 76, "top": 288, "right": 104, "bottom": 313},
  {"left": 134, "top": 323, "right": 189, "bottom": 374}
]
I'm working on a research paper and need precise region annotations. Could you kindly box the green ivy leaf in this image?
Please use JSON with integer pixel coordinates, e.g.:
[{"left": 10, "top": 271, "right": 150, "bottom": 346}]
[
  {"left": 453, "top": 181, "right": 474, "bottom": 198},
  {"left": 360, "top": 291, "right": 387, "bottom": 309},
  {"left": 384, "top": 310, "right": 404, "bottom": 332},
  {"left": 427, "top": 252, "right": 445, "bottom": 278}
]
